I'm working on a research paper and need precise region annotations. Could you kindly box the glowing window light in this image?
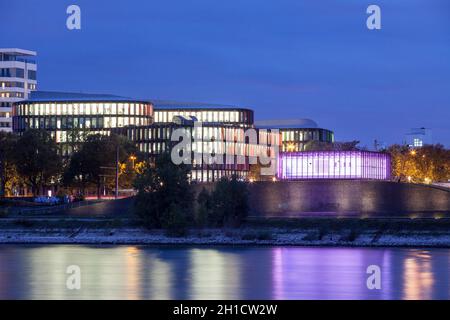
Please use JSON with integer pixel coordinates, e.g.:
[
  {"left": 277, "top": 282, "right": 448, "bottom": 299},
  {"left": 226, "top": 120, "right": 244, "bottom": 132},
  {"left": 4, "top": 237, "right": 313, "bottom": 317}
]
[{"left": 277, "top": 151, "right": 391, "bottom": 180}]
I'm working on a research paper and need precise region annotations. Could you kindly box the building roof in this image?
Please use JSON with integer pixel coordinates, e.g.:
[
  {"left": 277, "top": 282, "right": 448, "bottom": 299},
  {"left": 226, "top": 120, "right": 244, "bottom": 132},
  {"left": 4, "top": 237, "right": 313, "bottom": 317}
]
[
  {"left": 0, "top": 48, "right": 37, "bottom": 56},
  {"left": 255, "top": 119, "right": 319, "bottom": 129},
  {"left": 23, "top": 92, "right": 250, "bottom": 112},
  {"left": 151, "top": 100, "right": 252, "bottom": 111},
  {"left": 24, "top": 91, "right": 150, "bottom": 103}
]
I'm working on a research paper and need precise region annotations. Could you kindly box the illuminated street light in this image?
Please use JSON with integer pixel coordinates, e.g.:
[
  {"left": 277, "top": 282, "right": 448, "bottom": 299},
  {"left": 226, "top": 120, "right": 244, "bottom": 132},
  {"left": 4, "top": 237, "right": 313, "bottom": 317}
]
[{"left": 129, "top": 154, "right": 137, "bottom": 168}]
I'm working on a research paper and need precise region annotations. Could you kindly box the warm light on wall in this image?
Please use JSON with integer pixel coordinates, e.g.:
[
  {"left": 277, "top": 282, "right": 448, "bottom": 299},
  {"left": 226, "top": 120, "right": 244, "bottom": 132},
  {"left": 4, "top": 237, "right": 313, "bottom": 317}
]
[{"left": 287, "top": 143, "right": 295, "bottom": 152}]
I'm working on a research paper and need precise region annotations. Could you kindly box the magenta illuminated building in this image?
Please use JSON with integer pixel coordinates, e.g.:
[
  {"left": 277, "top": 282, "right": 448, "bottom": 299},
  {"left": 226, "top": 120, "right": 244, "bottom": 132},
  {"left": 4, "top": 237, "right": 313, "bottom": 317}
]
[{"left": 278, "top": 151, "right": 391, "bottom": 180}]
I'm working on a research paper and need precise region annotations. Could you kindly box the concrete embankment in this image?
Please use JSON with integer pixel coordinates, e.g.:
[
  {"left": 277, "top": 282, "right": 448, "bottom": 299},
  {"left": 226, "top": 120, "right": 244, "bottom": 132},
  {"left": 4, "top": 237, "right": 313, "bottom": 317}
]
[{"left": 0, "top": 218, "right": 449, "bottom": 247}]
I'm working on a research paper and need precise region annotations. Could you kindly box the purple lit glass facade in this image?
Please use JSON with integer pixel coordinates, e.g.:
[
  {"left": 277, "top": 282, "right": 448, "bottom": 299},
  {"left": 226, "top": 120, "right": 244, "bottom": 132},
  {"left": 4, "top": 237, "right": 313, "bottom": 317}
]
[{"left": 278, "top": 151, "right": 391, "bottom": 180}]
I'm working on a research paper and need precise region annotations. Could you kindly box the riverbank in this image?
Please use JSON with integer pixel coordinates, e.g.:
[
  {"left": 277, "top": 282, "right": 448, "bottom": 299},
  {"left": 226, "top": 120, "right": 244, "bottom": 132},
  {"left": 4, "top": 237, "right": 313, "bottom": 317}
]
[{"left": 1, "top": 225, "right": 450, "bottom": 247}]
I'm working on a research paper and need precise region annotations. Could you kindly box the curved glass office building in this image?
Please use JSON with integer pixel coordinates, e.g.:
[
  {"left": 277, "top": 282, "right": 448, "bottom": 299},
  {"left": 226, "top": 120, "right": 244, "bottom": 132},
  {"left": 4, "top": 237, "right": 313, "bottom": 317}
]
[
  {"left": 255, "top": 119, "right": 334, "bottom": 152},
  {"left": 153, "top": 100, "right": 254, "bottom": 128},
  {"left": 13, "top": 91, "right": 279, "bottom": 182},
  {"left": 13, "top": 91, "right": 153, "bottom": 155}
]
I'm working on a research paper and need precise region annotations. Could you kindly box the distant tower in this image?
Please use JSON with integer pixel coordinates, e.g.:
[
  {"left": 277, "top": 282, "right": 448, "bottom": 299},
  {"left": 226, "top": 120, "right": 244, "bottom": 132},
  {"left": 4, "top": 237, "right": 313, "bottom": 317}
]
[
  {"left": 404, "top": 127, "right": 432, "bottom": 148},
  {"left": 0, "top": 48, "right": 37, "bottom": 132}
]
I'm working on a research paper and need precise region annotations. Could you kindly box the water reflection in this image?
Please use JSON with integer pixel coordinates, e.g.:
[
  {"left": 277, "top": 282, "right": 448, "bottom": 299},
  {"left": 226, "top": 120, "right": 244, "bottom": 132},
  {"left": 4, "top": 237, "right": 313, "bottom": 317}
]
[{"left": 0, "top": 245, "right": 448, "bottom": 299}]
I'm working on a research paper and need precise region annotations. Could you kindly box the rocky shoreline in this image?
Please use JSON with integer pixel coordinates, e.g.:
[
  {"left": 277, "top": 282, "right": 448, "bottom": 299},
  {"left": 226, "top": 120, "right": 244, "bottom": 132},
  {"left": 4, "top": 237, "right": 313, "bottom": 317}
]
[{"left": 1, "top": 227, "right": 450, "bottom": 247}]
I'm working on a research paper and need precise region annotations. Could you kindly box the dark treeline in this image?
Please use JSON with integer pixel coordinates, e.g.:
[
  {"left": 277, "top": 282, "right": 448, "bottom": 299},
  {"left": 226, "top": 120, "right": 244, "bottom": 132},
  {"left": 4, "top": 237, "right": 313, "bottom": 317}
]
[
  {"left": 133, "top": 153, "right": 250, "bottom": 235},
  {"left": 0, "top": 129, "right": 141, "bottom": 198}
]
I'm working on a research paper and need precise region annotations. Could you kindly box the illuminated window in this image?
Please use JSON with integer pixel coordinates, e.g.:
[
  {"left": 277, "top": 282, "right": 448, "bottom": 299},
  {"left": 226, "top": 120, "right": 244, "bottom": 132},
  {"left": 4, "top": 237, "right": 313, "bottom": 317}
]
[{"left": 413, "top": 138, "right": 423, "bottom": 147}]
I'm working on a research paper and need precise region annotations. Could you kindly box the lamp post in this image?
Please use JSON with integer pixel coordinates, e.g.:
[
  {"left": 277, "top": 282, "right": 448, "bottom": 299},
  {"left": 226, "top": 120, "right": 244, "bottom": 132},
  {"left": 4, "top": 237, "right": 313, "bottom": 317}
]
[
  {"left": 115, "top": 145, "right": 119, "bottom": 199},
  {"left": 129, "top": 155, "right": 137, "bottom": 169}
]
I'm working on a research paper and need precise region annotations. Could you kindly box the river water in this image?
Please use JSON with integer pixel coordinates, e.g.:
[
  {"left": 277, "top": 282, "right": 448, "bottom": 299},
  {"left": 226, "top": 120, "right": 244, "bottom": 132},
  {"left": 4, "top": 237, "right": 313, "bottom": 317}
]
[{"left": 0, "top": 245, "right": 448, "bottom": 299}]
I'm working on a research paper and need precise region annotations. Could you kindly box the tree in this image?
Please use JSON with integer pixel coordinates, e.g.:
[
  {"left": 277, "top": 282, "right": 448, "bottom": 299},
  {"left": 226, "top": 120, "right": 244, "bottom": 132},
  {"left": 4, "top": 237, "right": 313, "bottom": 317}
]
[
  {"left": 133, "top": 152, "right": 193, "bottom": 234},
  {"left": 14, "top": 130, "right": 63, "bottom": 195},
  {"left": 210, "top": 176, "right": 249, "bottom": 227},
  {"left": 64, "top": 133, "right": 137, "bottom": 198},
  {"left": 0, "top": 132, "right": 18, "bottom": 197},
  {"left": 387, "top": 144, "right": 450, "bottom": 183},
  {"left": 196, "top": 187, "right": 212, "bottom": 227}
]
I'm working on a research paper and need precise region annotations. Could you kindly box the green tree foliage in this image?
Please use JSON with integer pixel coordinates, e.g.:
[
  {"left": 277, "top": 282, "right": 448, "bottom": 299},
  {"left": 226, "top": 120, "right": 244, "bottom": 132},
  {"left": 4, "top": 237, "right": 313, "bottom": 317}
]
[
  {"left": 14, "top": 130, "right": 63, "bottom": 195},
  {"left": 387, "top": 144, "right": 450, "bottom": 183},
  {"left": 209, "top": 176, "right": 249, "bottom": 227},
  {"left": 196, "top": 187, "right": 212, "bottom": 227},
  {"left": 63, "top": 133, "right": 137, "bottom": 198},
  {"left": 133, "top": 153, "right": 193, "bottom": 234},
  {"left": 0, "top": 132, "right": 18, "bottom": 197}
]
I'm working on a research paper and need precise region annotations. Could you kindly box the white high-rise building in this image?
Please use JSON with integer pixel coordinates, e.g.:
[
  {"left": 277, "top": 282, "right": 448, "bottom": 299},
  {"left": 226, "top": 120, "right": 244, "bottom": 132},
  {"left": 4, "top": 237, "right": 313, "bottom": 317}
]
[
  {"left": 405, "top": 127, "right": 432, "bottom": 148},
  {"left": 0, "top": 48, "right": 37, "bottom": 132}
]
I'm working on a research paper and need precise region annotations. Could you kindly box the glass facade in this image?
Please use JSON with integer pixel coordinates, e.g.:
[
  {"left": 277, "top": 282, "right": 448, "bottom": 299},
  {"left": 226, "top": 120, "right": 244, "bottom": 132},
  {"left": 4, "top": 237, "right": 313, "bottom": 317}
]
[
  {"left": 13, "top": 100, "right": 153, "bottom": 156},
  {"left": 114, "top": 124, "right": 280, "bottom": 182},
  {"left": 154, "top": 108, "right": 254, "bottom": 127},
  {"left": 278, "top": 151, "right": 391, "bottom": 180},
  {"left": 280, "top": 128, "right": 334, "bottom": 152},
  {"left": 13, "top": 98, "right": 280, "bottom": 182},
  {"left": 13, "top": 101, "right": 153, "bottom": 131}
]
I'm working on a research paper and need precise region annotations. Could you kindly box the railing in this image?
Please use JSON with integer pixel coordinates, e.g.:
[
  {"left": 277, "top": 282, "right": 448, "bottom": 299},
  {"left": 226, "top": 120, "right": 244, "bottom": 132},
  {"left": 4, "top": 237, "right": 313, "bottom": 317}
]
[
  {"left": 0, "top": 58, "right": 36, "bottom": 64},
  {"left": 13, "top": 199, "right": 105, "bottom": 216}
]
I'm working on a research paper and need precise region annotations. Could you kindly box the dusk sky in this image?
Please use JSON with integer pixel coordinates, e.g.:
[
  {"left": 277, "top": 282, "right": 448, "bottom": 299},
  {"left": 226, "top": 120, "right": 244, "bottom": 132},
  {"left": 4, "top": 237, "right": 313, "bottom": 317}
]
[{"left": 2, "top": 0, "right": 449, "bottom": 147}]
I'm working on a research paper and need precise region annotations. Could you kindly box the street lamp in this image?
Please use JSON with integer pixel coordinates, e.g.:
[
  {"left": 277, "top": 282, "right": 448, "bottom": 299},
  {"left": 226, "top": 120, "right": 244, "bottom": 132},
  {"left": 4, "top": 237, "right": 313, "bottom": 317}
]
[{"left": 129, "top": 155, "right": 137, "bottom": 168}]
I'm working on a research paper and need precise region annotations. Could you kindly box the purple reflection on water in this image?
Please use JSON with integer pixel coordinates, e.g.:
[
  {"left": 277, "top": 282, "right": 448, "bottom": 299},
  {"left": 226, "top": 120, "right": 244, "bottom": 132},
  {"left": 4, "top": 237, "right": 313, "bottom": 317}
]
[
  {"left": 272, "top": 247, "right": 395, "bottom": 299},
  {"left": 0, "top": 245, "right": 449, "bottom": 299}
]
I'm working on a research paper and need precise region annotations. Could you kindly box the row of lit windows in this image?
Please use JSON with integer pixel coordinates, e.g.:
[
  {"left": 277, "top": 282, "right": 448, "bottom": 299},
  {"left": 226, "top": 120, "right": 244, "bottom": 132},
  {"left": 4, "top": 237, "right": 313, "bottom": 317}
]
[
  {"left": 190, "top": 170, "right": 247, "bottom": 182},
  {"left": 281, "top": 129, "right": 333, "bottom": 142},
  {"left": 15, "top": 102, "right": 153, "bottom": 117},
  {"left": 154, "top": 110, "right": 252, "bottom": 125},
  {"left": 51, "top": 130, "right": 111, "bottom": 143},
  {"left": 0, "top": 92, "right": 24, "bottom": 98},
  {"left": 1, "top": 81, "right": 24, "bottom": 88},
  {"left": 125, "top": 125, "right": 280, "bottom": 147},
  {"left": 15, "top": 116, "right": 151, "bottom": 130}
]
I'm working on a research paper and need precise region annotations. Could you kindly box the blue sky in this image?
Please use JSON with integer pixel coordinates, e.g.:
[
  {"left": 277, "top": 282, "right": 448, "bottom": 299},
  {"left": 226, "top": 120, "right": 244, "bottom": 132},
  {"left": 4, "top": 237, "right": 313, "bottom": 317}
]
[{"left": 2, "top": 0, "right": 449, "bottom": 147}]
